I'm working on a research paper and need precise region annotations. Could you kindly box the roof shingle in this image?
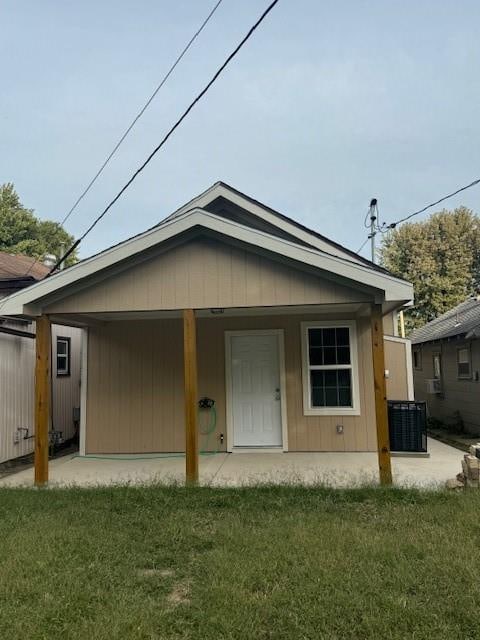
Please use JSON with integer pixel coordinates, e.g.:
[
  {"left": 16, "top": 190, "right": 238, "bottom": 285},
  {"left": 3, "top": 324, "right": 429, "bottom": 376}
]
[
  {"left": 410, "top": 297, "right": 480, "bottom": 344},
  {"left": 0, "top": 252, "right": 49, "bottom": 281}
]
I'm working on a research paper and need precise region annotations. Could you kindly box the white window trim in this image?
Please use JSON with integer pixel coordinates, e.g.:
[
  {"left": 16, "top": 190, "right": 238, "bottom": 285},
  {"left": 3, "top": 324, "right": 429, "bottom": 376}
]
[
  {"left": 300, "top": 320, "right": 361, "bottom": 416},
  {"left": 433, "top": 352, "right": 442, "bottom": 380},
  {"left": 457, "top": 346, "right": 472, "bottom": 379},
  {"left": 56, "top": 336, "right": 71, "bottom": 376}
]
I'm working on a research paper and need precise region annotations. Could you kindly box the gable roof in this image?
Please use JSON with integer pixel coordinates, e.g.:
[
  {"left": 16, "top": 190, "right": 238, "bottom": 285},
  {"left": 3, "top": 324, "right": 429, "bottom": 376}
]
[
  {"left": 0, "top": 252, "right": 49, "bottom": 281},
  {"left": 0, "top": 252, "right": 49, "bottom": 295},
  {"left": 410, "top": 297, "right": 480, "bottom": 344},
  {"left": 0, "top": 184, "right": 413, "bottom": 317},
  {"left": 162, "top": 181, "right": 388, "bottom": 272}
]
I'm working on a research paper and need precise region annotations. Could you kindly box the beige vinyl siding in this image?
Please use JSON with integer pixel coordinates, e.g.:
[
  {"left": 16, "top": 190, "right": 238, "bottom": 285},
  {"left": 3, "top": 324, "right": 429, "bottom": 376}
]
[
  {"left": 85, "top": 313, "right": 376, "bottom": 454},
  {"left": 413, "top": 340, "right": 480, "bottom": 434},
  {"left": 383, "top": 312, "right": 397, "bottom": 336},
  {"left": 0, "top": 323, "right": 81, "bottom": 464},
  {"left": 46, "top": 237, "right": 371, "bottom": 314},
  {"left": 384, "top": 338, "right": 410, "bottom": 400}
]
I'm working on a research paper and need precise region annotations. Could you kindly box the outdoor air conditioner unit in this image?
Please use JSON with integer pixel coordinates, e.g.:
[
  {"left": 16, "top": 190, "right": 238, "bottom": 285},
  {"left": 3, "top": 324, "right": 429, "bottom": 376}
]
[{"left": 425, "top": 378, "right": 442, "bottom": 394}]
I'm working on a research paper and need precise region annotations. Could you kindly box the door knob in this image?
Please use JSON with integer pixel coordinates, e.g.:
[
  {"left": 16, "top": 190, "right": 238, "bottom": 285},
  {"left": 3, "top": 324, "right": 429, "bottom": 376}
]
[{"left": 275, "top": 387, "right": 280, "bottom": 400}]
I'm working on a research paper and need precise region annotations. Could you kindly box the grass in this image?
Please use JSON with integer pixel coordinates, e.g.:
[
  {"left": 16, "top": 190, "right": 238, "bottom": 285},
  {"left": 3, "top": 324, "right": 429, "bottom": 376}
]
[{"left": 1, "top": 485, "right": 479, "bottom": 639}]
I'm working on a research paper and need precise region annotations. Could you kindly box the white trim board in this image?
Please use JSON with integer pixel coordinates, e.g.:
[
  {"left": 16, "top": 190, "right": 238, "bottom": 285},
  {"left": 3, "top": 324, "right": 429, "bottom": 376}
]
[
  {"left": 384, "top": 335, "right": 410, "bottom": 344},
  {"left": 63, "top": 303, "right": 365, "bottom": 323},
  {"left": 224, "top": 329, "right": 288, "bottom": 453},
  {"left": 164, "top": 182, "right": 374, "bottom": 268},
  {"left": 0, "top": 208, "right": 413, "bottom": 317}
]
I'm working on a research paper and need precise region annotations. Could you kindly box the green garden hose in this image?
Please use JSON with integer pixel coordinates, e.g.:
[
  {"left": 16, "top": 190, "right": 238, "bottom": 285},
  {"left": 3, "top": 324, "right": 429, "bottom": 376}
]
[
  {"left": 199, "top": 405, "right": 217, "bottom": 455},
  {"left": 73, "top": 404, "right": 219, "bottom": 461}
]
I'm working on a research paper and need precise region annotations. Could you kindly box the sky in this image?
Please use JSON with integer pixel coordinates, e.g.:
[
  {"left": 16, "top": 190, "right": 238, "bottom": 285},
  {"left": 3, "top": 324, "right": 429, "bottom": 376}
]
[{"left": 2, "top": 0, "right": 480, "bottom": 260}]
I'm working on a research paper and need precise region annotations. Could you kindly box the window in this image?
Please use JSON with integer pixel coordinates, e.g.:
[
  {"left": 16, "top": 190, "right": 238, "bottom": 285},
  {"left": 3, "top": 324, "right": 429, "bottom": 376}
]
[
  {"left": 457, "top": 347, "right": 471, "bottom": 379},
  {"left": 413, "top": 349, "right": 422, "bottom": 370},
  {"left": 56, "top": 336, "right": 71, "bottom": 376},
  {"left": 301, "top": 321, "right": 360, "bottom": 416},
  {"left": 433, "top": 353, "right": 441, "bottom": 380}
]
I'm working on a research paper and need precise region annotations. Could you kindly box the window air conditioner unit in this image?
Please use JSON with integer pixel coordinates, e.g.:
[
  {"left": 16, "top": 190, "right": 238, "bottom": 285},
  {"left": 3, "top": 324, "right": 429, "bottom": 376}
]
[{"left": 426, "top": 378, "right": 442, "bottom": 394}]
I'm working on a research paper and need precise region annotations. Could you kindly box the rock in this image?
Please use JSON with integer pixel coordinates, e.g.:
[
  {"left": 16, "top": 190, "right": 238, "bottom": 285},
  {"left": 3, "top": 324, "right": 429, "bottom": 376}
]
[
  {"left": 465, "top": 455, "right": 480, "bottom": 480},
  {"left": 446, "top": 478, "right": 465, "bottom": 490}
]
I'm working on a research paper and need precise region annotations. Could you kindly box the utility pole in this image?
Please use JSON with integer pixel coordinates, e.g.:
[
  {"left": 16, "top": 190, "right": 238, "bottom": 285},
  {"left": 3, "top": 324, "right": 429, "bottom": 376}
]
[
  {"left": 367, "top": 198, "right": 406, "bottom": 336},
  {"left": 368, "top": 198, "right": 378, "bottom": 263}
]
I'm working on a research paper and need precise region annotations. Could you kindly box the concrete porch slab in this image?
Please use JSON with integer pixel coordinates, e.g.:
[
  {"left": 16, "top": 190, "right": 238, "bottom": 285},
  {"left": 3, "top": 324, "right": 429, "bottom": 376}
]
[{"left": 0, "top": 438, "right": 462, "bottom": 489}]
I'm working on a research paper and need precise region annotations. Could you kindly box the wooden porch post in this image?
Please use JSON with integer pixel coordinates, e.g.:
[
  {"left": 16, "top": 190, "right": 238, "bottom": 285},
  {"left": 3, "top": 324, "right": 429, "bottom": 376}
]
[
  {"left": 371, "top": 304, "right": 392, "bottom": 485},
  {"left": 34, "top": 315, "right": 51, "bottom": 487},
  {"left": 183, "top": 309, "right": 199, "bottom": 485}
]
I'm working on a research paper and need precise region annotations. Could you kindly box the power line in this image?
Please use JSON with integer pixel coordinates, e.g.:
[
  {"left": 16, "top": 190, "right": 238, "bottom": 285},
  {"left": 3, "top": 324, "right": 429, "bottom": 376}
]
[
  {"left": 385, "top": 176, "right": 480, "bottom": 229},
  {"left": 49, "top": 0, "right": 281, "bottom": 274},
  {"left": 60, "top": 0, "right": 224, "bottom": 229},
  {"left": 356, "top": 236, "right": 370, "bottom": 254},
  {"left": 22, "top": 0, "right": 224, "bottom": 279},
  {"left": 356, "top": 175, "right": 480, "bottom": 255}
]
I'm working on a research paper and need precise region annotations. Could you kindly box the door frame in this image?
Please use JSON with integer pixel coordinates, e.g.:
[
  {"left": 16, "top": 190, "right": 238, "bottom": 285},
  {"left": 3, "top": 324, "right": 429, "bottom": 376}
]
[{"left": 224, "top": 329, "right": 288, "bottom": 453}]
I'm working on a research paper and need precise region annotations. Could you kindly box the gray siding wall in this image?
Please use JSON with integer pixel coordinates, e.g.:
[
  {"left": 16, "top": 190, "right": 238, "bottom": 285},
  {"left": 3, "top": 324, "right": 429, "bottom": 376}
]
[
  {"left": 0, "top": 325, "right": 35, "bottom": 463},
  {"left": 0, "top": 323, "right": 82, "bottom": 464},
  {"left": 51, "top": 325, "right": 82, "bottom": 442},
  {"left": 413, "top": 339, "right": 480, "bottom": 434}
]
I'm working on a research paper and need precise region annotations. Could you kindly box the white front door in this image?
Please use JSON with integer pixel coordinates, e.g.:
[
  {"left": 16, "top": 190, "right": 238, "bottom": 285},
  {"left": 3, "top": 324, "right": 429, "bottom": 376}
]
[{"left": 230, "top": 333, "right": 283, "bottom": 447}]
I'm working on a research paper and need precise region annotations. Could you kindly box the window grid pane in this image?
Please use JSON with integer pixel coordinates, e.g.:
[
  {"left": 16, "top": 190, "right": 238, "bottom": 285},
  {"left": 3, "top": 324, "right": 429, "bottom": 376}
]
[
  {"left": 57, "top": 341, "right": 67, "bottom": 355},
  {"left": 458, "top": 362, "right": 470, "bottom": 376},
  {"left": 310, "top": 369, "right": 352, "bottom": 408},
  {"left": 308, "top": 327, "right": 351, "bottom": 367},
  {"left": 56, "top": 338, "right": 70, "bottom": 375}
]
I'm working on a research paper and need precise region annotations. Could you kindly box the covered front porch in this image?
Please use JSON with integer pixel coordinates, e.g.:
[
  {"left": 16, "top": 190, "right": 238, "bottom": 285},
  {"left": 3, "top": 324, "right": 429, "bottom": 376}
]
[{"left": 30, "top": 299, "right": 396, "bottom": 487}]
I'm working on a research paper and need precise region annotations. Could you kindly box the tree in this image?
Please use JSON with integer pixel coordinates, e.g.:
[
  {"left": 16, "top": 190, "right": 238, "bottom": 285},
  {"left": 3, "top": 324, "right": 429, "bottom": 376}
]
[
  {"left": 0, "top": 182, "right": 77, "bottom": 266},
  {"left": 379, "top": 207, "right": 480, "bottom": 333}
]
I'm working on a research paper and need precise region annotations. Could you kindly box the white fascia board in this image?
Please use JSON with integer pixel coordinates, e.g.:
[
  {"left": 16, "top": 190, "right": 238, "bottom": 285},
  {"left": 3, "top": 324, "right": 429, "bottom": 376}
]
[
  {"left": 0, "top": 209, "right": 413, "bottom": 315},
  {"left": 210, "top": 214, "right": 413, "bottom": 302},
  {"left": 165, "top": 182, "right": 220, "bottom": 219},
  {"left": 165, "top": 183, "right": 371, "bottom": 267},
  {"left": 0, "top": 212, "right": 203, "bottom": 315}
]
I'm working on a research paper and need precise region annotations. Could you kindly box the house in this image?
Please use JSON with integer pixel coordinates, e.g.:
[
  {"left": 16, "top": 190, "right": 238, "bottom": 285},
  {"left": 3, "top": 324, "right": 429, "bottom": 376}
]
[
  {"left": 0, "top": 183, "right": 414, "bottom": 484},
  {"left": 410, "top": 295, "right": 480, "bottom": 435},
  {"left": 0, "top": 251, "right": 81, "bottom": 464}
]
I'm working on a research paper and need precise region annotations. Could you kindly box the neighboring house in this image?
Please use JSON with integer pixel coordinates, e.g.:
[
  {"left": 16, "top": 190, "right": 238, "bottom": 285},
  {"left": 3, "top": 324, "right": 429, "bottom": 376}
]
[
  {"left": 410, "top": 296, "right": 480, "bottom": 435},
  {"left": 0, "top": 252, "right": 81, "bottom": 464},
  {"left": 0, "top": 183, "right": 413, "bottom": 479}
]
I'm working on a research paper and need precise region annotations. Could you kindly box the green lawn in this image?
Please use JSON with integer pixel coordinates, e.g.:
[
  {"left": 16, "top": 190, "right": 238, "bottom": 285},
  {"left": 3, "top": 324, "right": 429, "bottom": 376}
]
[{"left": 1, "top": 485, "right": 479, "bottom": 640}]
